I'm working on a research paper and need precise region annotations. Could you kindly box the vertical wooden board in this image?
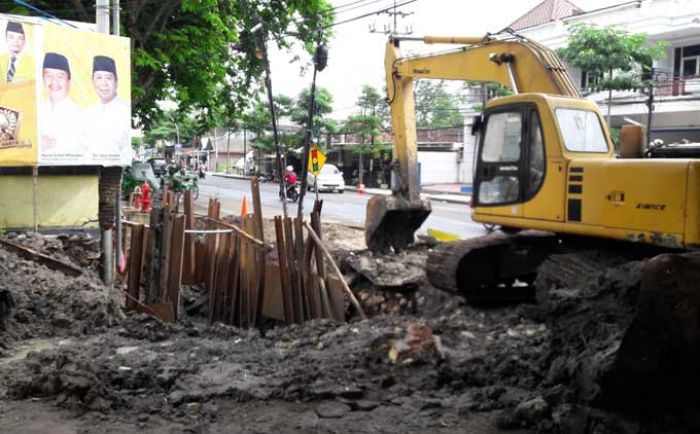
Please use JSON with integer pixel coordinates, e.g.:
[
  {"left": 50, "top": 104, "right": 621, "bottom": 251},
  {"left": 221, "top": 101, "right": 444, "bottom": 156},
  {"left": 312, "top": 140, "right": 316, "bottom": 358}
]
[
  {"left": 215, "top": 234, "right": 232, "bottom": 322},
  {"left": 206, "top": 234, "right": 220, "bottom": 324},
  {"left": 274, "top": 216, "right": 294, "bottom": 325},
  {"left": 145, "top": 208, "right": 163, "bottom": 305},
  {"left": 326, "top": 275, "right": 348, "bottom": 322},
  {"left": 127, "top": 224, "right": 145, "bottom": 310},
  {"left": 158, "top": 208, "right": 174, "bottom": 302},
  {"left": 167, "top": 215, "right": 186, "bottom": 320},
  {"left": 293, "top": 218, "right": 309, "bottom": 321},
  {"left": 306, "top": 272, "right": 321, "bottom": 319},
  {"left": 250, "top": 177, "right": 264, "bottom": 242},
  {"left": 262, "top": 261, "right": 284, "bottom": 321},
  {"left": 182, "top": 191, "right": 195, "bottom": 284},
  {"left": 244, "top": 216, "right": 258, "bottom": 327},
  {"left": 283, "top": 217, "right": 300, "bottom": 323},
  {"left": 194, "top": 240, "right": 206, "bottom": 283},
  {"left": 227, "top": 233, "right": 240, "bottom": 325}
]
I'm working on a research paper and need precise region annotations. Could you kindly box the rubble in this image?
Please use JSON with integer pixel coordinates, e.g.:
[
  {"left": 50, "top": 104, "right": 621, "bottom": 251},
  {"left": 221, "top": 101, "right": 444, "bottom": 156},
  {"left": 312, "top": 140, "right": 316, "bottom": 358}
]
[{"left": 1, "top": 230, "right": 699, "bottom": 433}]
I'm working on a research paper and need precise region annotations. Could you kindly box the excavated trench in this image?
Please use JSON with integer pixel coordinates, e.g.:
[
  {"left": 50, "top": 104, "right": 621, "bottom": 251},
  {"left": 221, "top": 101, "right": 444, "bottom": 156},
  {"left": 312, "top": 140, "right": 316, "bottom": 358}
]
[{"left": 0, "top": 229, "right": 699, "bottom": 433}]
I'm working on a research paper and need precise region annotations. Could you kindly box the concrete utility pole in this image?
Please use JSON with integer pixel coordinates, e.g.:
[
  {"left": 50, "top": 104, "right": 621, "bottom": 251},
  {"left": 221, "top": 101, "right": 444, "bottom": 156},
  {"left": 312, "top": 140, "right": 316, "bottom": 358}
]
[
  {"left": 112, "top": 0, "right": 120, "bottom": 36},
  {"left": 96, "top": 0, "right": 118, "bottom": 285}
]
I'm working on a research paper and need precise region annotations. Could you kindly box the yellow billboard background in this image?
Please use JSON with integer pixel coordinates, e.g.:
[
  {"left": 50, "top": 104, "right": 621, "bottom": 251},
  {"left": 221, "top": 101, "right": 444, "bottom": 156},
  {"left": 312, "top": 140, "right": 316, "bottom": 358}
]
[
  {"left": 39, "top": 23, "right": 131, "bottom": 166},
  {"left": 42, "top": 24, "right": 130, "bottom": 109},
  {"left": 0, "top": 18, "right": 38, "bottom": 166}
]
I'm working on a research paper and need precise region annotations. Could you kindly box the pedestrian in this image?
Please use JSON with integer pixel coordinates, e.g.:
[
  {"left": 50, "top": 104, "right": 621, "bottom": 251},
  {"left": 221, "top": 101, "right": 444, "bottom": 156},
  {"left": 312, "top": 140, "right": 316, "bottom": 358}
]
[
  {"left": 81, "top": 55, "right": 130, "bottom": 163},
  {"left": 39, "top": 52, "right": 82, "bottom": 158},
  {"left": 0, "top": 21, "right": 35, "bottom": 84}
]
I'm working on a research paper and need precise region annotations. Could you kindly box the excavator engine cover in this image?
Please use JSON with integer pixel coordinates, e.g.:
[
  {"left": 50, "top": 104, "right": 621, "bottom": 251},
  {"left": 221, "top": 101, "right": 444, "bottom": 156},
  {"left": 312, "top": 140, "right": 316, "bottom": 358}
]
[{"left": 365, "top": 194, "right": 431, "bottom": 251}]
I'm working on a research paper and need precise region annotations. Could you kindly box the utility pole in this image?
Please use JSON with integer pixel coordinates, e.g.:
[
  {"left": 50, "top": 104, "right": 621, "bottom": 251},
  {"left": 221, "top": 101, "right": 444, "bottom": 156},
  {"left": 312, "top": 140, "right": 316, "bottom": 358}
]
[
  {"left": 96, "top": 0, "right": 117, "bottom": 285},
  {"left": 369, "top": 0, "right": 413, "bottom": 35},
  {"left": 112, "top": 0, "right": 120, "bottom": 36}
]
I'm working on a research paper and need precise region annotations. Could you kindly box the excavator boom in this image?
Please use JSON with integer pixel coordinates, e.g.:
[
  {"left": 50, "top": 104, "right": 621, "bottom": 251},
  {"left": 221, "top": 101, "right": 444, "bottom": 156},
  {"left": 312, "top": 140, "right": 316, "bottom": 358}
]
[{"left": 366, "top": 33, "right": 580, "bottom": 251}]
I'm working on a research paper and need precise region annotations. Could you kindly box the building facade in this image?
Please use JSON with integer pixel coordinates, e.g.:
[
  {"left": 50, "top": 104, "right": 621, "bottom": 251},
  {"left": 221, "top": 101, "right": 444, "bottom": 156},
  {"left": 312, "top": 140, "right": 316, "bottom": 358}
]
[{"left": 509, "top": 0, "right": 700, "bottom": 143}]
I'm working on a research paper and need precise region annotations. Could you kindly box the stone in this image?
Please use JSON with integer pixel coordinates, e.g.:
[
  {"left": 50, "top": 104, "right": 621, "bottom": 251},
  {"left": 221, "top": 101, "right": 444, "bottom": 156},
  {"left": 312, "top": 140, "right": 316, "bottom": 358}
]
[
  {"left": 315, "top": 402, "right": 351, "bottom": 419},
  {"left": 514, "top": 396, "right": 549, "bottom": 424}
]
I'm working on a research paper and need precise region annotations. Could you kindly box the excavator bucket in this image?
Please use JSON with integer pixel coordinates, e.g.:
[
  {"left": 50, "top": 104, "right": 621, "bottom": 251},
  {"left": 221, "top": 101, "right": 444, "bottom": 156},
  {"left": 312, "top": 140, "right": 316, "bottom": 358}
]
[{"left": 365, "top": 194, "right": 431, "bottom": 251}]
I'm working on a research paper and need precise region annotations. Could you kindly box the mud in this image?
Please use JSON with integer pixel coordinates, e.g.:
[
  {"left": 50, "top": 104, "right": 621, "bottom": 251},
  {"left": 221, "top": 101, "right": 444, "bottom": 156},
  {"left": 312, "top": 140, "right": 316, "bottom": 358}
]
[{"left": 1, "top": 233, "right": 699, "bottom": 433}]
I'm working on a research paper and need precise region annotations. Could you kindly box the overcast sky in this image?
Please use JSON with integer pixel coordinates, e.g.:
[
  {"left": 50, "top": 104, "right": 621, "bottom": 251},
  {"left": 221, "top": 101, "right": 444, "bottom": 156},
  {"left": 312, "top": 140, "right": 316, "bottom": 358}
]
[{"left": 268, "top": 0, "right": 624, "bottom": 119}]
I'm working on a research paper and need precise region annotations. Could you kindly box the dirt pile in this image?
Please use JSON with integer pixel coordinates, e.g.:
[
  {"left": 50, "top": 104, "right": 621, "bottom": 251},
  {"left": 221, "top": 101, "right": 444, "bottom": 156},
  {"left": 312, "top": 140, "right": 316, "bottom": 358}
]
[
  {"left": 0, "top": 239, "right": 123, "bottom": 356},
  {"left": 2, "top": 232, "right": 700, "bottom": 433}
]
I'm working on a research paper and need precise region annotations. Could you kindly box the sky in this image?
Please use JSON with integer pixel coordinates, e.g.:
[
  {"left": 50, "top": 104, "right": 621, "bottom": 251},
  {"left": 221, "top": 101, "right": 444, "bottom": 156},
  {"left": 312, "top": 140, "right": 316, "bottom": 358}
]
[{"left": 268, "top": 0, "right": 624, "bottom": 120}]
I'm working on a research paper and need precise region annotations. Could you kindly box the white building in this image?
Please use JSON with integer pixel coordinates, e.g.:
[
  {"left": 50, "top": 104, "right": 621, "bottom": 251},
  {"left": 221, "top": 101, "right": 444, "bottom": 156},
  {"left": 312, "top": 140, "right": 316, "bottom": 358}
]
[{"left": 509, "top": 0, "right": 700, "bottom": 143}]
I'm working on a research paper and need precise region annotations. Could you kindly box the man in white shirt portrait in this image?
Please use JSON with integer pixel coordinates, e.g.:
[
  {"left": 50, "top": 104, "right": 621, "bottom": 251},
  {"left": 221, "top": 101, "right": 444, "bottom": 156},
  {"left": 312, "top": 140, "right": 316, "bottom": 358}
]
[
  {"left": 82, "top": 55, "right": 130, "bottom": 164},
  {"left": 39, "top": 52, "right": 82, "bottom": 159}
]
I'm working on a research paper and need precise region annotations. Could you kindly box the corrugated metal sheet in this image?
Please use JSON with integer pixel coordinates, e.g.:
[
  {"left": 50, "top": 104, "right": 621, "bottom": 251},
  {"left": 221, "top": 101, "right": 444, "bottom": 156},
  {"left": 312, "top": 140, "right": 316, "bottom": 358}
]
[{"left": 509, "top": 0, "right": 584, "bottom": 31}]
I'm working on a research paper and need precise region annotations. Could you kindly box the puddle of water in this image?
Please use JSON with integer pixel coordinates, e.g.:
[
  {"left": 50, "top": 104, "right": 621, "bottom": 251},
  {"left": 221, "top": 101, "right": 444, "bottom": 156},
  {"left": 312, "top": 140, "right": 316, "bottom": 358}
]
[{"left": 0, "top": 338, "right": 72, "bottom": 365}]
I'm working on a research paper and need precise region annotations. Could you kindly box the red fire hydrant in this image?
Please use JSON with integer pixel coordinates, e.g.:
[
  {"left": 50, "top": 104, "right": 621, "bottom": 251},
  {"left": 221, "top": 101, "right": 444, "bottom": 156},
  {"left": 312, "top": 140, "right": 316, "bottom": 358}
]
[
  {"left": 132, "top": 186, "right": 142, "bottom": 210},
  {"left": 141, "top": 181, "right": 152, "bottom": 213}
]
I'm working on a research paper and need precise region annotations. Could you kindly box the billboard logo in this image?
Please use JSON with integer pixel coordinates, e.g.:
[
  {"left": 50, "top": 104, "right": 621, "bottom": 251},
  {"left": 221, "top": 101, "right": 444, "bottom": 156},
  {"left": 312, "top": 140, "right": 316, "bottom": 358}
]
[{"left": 0, "top": 106, "right": 30, "bottom": 149}]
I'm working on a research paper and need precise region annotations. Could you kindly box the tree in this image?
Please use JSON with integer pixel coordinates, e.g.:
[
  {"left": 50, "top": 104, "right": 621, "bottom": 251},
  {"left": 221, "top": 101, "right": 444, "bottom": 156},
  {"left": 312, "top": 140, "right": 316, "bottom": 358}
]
[
  {"left": 556, "top": 23, "right": 668, "bottom": 124},
  {"left": 143, "top": 110, "right": 200, "bottom": 146},
  {"left": 344, "top": 85, "right": 389, "bottom": 186},
  {"left": 3, "top": 1, "right": 333, "bottom": 130},
  {"left": 414, "top": 80, "right": 464, "bottom": 129},
  {"left": 289, "top": 87, "right": 337, "bottom": 147}
]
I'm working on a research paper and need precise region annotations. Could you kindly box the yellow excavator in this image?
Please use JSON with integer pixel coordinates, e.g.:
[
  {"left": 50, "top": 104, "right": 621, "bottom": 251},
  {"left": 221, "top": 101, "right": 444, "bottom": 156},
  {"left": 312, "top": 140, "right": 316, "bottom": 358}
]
[
  {"left": 365, "top": 29, "right": 700, "bottom": 404},
  {"left": 366, "top": 31, "right": 700, "bottom": 296}
]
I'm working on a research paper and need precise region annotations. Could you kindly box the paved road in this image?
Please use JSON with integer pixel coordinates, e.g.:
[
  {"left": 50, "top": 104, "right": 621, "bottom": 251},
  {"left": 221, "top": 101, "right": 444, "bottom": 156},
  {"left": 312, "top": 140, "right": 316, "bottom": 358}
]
[{"left": 195, "top": 175, "right": 486, "bottom": 239}]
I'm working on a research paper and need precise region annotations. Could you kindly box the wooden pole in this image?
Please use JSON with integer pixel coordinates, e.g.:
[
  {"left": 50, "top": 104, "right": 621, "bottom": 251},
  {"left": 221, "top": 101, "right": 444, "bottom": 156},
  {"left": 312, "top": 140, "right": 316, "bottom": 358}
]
[{"left": 303, "top": 221, "right": 366, "bottom": 319}]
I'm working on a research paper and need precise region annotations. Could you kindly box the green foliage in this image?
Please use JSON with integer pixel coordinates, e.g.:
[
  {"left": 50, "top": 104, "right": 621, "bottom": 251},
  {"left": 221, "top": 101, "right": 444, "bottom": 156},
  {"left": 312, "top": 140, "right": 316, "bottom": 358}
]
[
  {"left": 143, "top": 110, "right": 201, "bottom": 146},
  {"left": 343, "top": 85, "right": 389, "bottom": 157},
  {"left": 4, "top": 0, "right": 334, "bottom": 131},
  {"left": 557, "top": 23, "right": 669, "bottom": 92},
  {"left": 414, "top": 80, "right": 465, "bottom": 128}
]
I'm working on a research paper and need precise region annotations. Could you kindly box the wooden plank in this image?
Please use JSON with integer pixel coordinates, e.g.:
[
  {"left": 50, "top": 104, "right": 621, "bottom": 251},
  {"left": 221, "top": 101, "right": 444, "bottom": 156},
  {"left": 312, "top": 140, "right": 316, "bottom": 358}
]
[
  {"left": 227, "top": 233, "right": 241, "bottom": 325},
  {"left": 274, "top": 216, "right": 294, "bottom": 325},
  {"left": 250, "top": 177, "right": 266, "bottom": 328},
  {"left": 206, "top": 233, "right": 220, "bottom": 324},
  {"left": 0, "top": 239, "right": 82, "bottom": 277},
  {"left": 182, "top": 190, "right": 196, "bottom": 284},
  {"left": 126, "top": 224, "right": 145, "bottom": 310},
  {"left": 244, "top": 216, "right": 257, "bottom": 327},
  {"left": 167, "top": 214, "right": 185, "bottom": 320},
  {"left": 294, "top": 218, "right": 309, "bottom": 321},
  {"left": 311, "top": 211, "right": 332, "bottom": 318},
  {"left": 158, "top": 207, "right": 174, "bottom": 302},
  {"left": 145, "top": 208, "right": 163, "bottom": 305},
  {"left": 283, "top": 217, "right": 300, "bottom": 323}
]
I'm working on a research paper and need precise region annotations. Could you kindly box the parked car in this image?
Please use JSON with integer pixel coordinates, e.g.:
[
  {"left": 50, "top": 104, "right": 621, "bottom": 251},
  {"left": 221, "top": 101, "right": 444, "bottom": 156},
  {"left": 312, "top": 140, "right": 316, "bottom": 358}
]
[
  {"left": 148, "top": 158, "right": 167, "bottom": 177},
  {"left": 307, "top": 163, "right": 345, "bottom": 193}
]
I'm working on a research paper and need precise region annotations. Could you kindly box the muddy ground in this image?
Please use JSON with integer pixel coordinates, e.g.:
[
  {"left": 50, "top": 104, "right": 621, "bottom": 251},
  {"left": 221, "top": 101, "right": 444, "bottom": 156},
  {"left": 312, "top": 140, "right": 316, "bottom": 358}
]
[{"left": 0, "top": 227, "right": 699, "bottom": 433}]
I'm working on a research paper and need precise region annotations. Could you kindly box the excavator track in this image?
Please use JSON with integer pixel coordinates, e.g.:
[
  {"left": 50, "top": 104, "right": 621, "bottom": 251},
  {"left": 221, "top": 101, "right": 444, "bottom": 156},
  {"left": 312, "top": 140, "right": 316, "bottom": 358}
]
[{"left": 426, "top": 230, "right": 558, "bottom": 301}]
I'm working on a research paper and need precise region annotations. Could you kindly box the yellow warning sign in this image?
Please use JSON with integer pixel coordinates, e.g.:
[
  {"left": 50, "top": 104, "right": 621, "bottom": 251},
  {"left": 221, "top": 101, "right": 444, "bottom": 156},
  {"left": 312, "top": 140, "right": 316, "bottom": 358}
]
[{"left": 308, "top": 145, "right": 326, "bottom": 176}]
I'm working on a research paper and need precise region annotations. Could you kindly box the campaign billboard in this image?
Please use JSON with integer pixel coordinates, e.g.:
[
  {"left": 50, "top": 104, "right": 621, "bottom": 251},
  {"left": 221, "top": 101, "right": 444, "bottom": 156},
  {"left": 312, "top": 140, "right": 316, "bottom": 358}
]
[{"left": 0, "top": 16, "right": 131, "bottom": 167}]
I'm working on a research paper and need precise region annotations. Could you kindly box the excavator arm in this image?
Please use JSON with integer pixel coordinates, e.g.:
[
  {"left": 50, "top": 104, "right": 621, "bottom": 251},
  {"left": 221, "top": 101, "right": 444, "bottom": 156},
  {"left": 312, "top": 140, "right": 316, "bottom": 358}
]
[{"left": 366, "top": 33, "right": 580, "bottom": 251}]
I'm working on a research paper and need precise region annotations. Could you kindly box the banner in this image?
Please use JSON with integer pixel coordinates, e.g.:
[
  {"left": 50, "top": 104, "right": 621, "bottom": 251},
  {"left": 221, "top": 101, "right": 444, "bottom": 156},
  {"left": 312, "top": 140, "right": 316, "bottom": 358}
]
[{"left": 0, "top": 16, "right": 131, "bottom": 167}]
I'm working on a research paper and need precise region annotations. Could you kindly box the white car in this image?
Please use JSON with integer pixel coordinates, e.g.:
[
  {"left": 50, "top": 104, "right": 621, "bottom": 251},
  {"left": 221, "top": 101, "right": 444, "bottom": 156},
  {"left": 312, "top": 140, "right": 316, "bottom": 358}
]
[{"left": 307, "top": 163, "right": 345, "bottom": 193}]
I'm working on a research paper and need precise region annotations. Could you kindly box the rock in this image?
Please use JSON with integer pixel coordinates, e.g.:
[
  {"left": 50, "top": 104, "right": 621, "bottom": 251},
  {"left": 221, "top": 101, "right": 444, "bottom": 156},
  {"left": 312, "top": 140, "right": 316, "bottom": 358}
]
[
  {"left": 315, "top": 402, "right": 351, "bottom": 419},
  {"left": 514, "top": 396, "right": 549, "bottom": 425},
  {"left": 354, "top": 400, "right": 379, "bottom": 411}
]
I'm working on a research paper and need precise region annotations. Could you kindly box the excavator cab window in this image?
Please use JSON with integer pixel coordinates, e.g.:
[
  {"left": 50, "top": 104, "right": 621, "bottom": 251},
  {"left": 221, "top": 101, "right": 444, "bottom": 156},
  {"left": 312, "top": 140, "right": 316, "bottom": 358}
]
[{"left": 475, "top": 105, "right": 546, "bottom": 206}]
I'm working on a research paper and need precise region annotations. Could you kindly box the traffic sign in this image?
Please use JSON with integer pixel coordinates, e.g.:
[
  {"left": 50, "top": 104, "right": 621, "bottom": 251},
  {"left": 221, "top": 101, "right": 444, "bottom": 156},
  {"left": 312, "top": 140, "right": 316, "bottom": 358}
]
[{"left": 308, "top": 145, "right": 326, "bottom": 176}]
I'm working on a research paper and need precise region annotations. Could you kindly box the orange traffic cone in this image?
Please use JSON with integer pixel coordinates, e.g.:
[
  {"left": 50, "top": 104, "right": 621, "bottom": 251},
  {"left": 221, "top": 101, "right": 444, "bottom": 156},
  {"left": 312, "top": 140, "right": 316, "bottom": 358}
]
[
  {"left": 358, "top": 183, "right": 365, "bottom": 195},
  {"left": 241, "top": 194, "right": 249, "bottom": 217}
]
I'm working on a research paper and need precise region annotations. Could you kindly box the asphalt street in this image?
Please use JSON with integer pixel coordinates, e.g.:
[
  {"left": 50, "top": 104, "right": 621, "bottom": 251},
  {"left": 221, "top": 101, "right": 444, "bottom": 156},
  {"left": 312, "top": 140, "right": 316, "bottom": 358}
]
[{"left": 195, "top": 175, "right": 487, "bottom": 240}]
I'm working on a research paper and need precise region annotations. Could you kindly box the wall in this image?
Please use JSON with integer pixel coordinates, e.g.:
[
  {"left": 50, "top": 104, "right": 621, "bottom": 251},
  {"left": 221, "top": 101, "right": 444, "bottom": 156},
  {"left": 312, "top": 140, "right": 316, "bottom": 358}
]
[
  {"left": 417, "top": 151, "right": 459, "bottom": 185},
  {"left": 0, "top": 175, "right": 98, "bottom": 229}
]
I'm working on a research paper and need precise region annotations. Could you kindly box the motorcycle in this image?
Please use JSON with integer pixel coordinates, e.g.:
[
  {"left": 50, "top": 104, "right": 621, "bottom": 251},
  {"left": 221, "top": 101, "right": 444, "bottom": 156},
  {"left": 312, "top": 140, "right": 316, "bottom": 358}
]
[{"left": 280, "top": 182, "right": 300, "bottom": 203}]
